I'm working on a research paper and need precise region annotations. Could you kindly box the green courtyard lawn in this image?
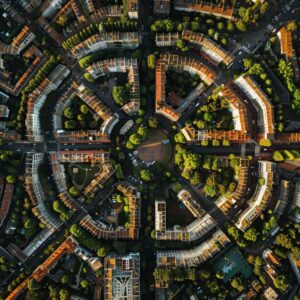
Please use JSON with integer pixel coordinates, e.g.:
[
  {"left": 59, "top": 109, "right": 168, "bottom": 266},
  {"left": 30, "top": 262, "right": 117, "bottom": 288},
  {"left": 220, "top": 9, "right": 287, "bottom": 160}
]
[{"left": 66, "top": 163, "right": 102, "bottom": 190}]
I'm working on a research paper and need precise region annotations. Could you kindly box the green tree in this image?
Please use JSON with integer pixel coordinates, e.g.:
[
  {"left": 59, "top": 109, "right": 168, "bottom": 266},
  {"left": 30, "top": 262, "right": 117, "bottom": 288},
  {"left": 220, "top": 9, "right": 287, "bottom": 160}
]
[
  {"left": 112, "top": 86, "right": 127, "bottom": 106},
  {"left": 6, "top": 175, "right": 15, "bottom": 184},
  {"left": 244, "top": 228, "right": 259, "bottom": 242},
  {"left": 69, "top": 186, "right": 79, "bottom": 197},
  {"left": 140, "top": 170, "right": 153, "bottom": 181}
]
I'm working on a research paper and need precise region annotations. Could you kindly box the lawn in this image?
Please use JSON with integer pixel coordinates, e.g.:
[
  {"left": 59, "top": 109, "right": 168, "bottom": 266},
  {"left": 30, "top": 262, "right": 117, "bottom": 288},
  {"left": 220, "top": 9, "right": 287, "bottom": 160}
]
[{"left": 66, "top": 163, "right": 102, "bottom": 189}]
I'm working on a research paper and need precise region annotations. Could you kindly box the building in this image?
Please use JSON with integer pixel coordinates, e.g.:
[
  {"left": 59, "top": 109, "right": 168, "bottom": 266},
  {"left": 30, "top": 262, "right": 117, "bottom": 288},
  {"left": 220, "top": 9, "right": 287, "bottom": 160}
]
[
  {"left": 156, "top": 229, "right": 230, "bottom": 267},
  {"left": 155, "top": 32, "right": 179, "bottom": 47},
  {"left": 181, "top": 124, "right": 249, "bottom": 144},
  {"left": 8, "top": 25, "right": 36, "bottom": 55},
  {"left": 177, "top": 189, "right": 204, "bottom": 217},
  {"left": 234, "top": 75, "right": 275, "bottom": 140},
  {"left": 274, "top": 180, "right": 291, "bottom": 218},
  {"left": 215, "top": 158, "right": 251, "bottom": 214},
  {"left": 26, "top": 64, "right": 70, "bottom": 142},
  {"left": 235, "top": 161, "right": 276, "bottom": 231},
  {"left": 219, "top": 82, "right": 250, "bottom": 134},
  {"left": 277, "top": 25, "right": 300, "bottom": 81},
  {"left": 263, "top": 287, "right": 278, "bottom": 300},
  {"left": 174, "top": 0, "right": 235, "bottom": 20},
  {"left": 52, "top": 81, "right": 118, "bottom": 139},
  {"left": 104, "top": 253, "right": 140, "bottom": 300},
  {"left": 127, "top": 0, "right": 138, "bottom": 19},
  {"left": 153, "top": 0, "right": 170, "bottom": 15},
  {"left": 86, "top": 58, "right": 140, "bottom": 114},
  {"left": 262, "top": 249, "right": 281, "bottom": 267},
  {"left": 0, "top": 182, "right": 14, "bottom": 227},
  {"left": 80, "top": 182, "right": 141, "bottom": 239},
  {"left": 6, "top": 237, "right": 78, "bottom": 300},
  {"left": 182, "top": 30, "right": 234, "bottom": 66},
  {"left": 156, "top": 53, "right": 216, "bottom": 121},
  {"left": 71, "top": 32, "right": 140, "bottom": 59},
  {"left": 290, "top": 182, "right": 300, "bottom": 223},
  {"left": 25, "top": 153, "right": 61, "bottom": 230}
]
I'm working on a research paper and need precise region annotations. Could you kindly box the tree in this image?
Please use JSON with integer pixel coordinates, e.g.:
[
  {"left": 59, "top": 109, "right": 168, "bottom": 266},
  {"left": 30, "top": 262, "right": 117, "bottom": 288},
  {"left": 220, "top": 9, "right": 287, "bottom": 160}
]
[
  {"left": 174, "top": 133, "right": 186, "bottom": 144},
  {"left": 6, "top": 175, "right": 15, "bottom": 184},
  {"left": 228, "top": 226, "right": 240, "bottom": 240},
  {"left": 273, "top": 151, "right": 284, "bottom": 162},
  {"left": 59, "top": 288, "right": 70, "bottom": 300},
  {"left": 236, "top": 20, "right": 247, "bottom": 32},
  {"left": 147, "top": 54, "right": 156, "bottom": 69},
  {"left": 61, "top": 274, "right": 70, "bottom": 284},
  {"left": 244, "top": 227, "right": 259, "bottom": 242},
  {"left": 231, "top": 277, "right": 245, "bottom": 292},
  {"left": 140, "top": 169, "right": 153, "bottom": 181},
  {"left": 148, "top": 116, "right": 158, "bottom": 128},
  {"left": 276, "top": 233, "right": 292, "bottom": 249},
  {"left": 80, "top": 280, "right": 89, "bottom": 288},
  {"left": 97, "top": 246, "right": 110, "bottom": 257},
  {"left": 287, "top": 21, "right": 297, "bottom": 32},
  {"left": 84, "top": 73, "right": 95, "bottom": 83},
  {"left": 80, "top": 104, "right": 89, "bottom": 114},
  {"left": 69, "top": 186, "right": 79, "bottom": 197},
  {"left": 259, "top": 139, "right": 272, "bottom": 147},
  {"left": 112, "top": 86, "right": 127, "bottom": 106},
  {"left": 129, "top": 133, "right": 141, "bottom": 145},
  {"left": 273, "top": 275, "right": 289, "bottom": 292},
  {"left": 291, "top": 247, "right": 300, "bottom": 261},
  {"left": 64, "top": 107, "right": 74, "bottom": 119},
  {"left": 243, "top": 58, "right": 253, "bottom": 69},
  {"left": 27, "top": 278, "right": 41, "bottom": 291}
]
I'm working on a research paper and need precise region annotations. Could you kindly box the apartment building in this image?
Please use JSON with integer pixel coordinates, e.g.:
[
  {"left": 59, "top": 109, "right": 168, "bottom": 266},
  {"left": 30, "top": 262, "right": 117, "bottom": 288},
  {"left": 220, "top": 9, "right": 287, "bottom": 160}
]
[
  {"left": 216, "top": 158, "right": 251, "bottom": 214},
  {"left": 56, "top": 150, "right": 109, "bottom": 163},
  {"left": 49, "top": 152, "right": 68, "bottom": 193},
  {"left": 25, "top": 153, "right": 61, "bottom": 231},
  {"left": 52, "top": 81, "right": 118, "bottom": 139},
  {"left": 6, "top": 237, "right": 78, "bottom": 300},
  {"left": 177, "top": 189, "right": 205, "bottom": 217},
  {"left": 0, "top": 182, "right": 14, "bottom": 227},
  {"left": 235, "top": 161, "right": 276, "bottom": 232},
  {"left": 277, "top": 26, "right": 300, "bottom": 81},
  {"left": 156, "top": 58, "right": 181, "bottom": 122},
  {"left": 161, "top": 53, "right": 217, "bottom": 85},
  {"left": 153, "top": 0, "right": 171, "bottom": 15},
  {"left": 86, "top": 58, "right": 140, "bottom": 114},
  {"left": 156, "top": 53, "right": 216, "bottom": 121},
  {"left": 71, "top": 32, "right": 139, "bottom": 59},
  {"left": 0, "top": 54, "right": 45, "bottom": 97},
  {"left": 155, "top": 196, "right": 216, "bottom": 242},
  {"left": 218, "top": 82, "right": 250, "bottom": 134},
  {"left": 274, "top": 180, "right": 291, "bottom": 218},
  {"left": 104, "top": 253, "right": 140, "bottom": 300},
  {"left": 155, "top": 32, "right": 179, "bottom": 47},
  {"left": 174, "top": 0, "right": 235, "bottom": 20},
  {"left": 234, "top": 75, "right": 275, "bottom": 140},
  {"left": 181, "top": 123, "right": 249, "bottom": 143},
  {"left": 182, "top": 30, "right": 234, "bottom": 66},
  {"left": 80, "top": 182, "right": 141, "bottom": 239},
  {"left": 290, "top": 182, "right": 300, "bottom": 223},
  {"left": 9, "top": 25, "right": 35, "bottom": 55},
  {"left": 156, "top": 229, "right": 230, "bottom": 267},
  {"left": 26, "top": 64, "right": 70, "bottom": 142},
  {"left": 127, "top": 0, "right": 138, "bottom": 19},
  {"left": 277, "top": 26, "right": 294, "bottom": 58}
]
